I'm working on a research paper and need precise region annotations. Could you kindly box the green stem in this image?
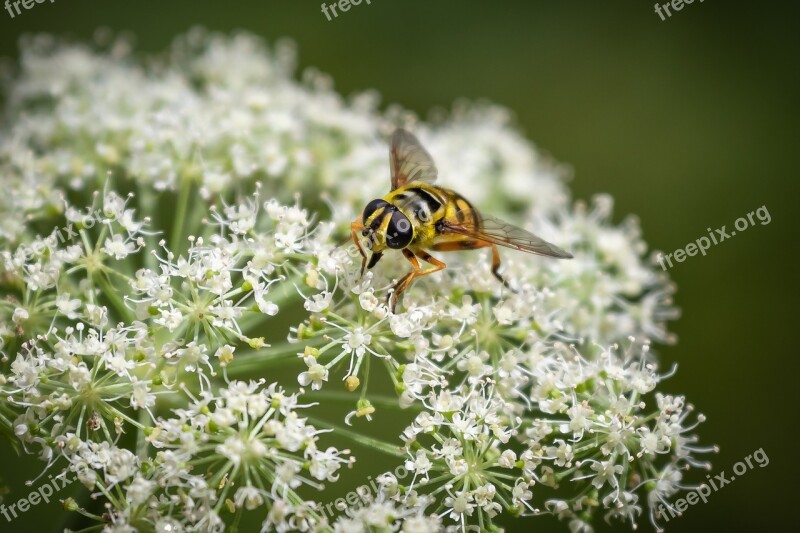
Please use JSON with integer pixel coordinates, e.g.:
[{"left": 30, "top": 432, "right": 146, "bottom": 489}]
[
  {"left": 306, "top": 416, "right": 404, "bottom": 458},
  {"left": 225, "top": 340, "right": 325, "bottom": 378},
  {"left": 135, "top": 408, "right": 150, "bottom": 460},
  {"left": 96, "top": 271, "right": 136, "bottom": 323},
  {"left": 308, "top": 391, "right": 419, "bottom": 412},
  {"left": 170, "top": 177, "right": 192, "bottom": 256}
]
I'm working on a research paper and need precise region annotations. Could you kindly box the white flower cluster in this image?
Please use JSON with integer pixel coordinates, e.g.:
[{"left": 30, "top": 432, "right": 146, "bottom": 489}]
[{"left": 0, "top": 29, "right": 709, "bottom": 532}]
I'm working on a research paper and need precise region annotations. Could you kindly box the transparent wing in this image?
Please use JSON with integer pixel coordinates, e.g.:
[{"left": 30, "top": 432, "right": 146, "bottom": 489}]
[
  {"left": 441, "top": 211, "right": 573, "bottom": 258},
  {"left": 389, "top": 128, "right": 438, "bottom": 190}
]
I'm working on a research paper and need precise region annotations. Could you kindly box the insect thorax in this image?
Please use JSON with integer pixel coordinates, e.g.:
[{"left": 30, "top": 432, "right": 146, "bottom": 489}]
[{"left": 386, "top": 185, "right": 447, "bottom": 225}]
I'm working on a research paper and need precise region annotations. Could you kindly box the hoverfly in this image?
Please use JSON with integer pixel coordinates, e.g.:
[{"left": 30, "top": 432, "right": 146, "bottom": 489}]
[{"left": 351, "top": 128, "right": 573, "bottom": 312}]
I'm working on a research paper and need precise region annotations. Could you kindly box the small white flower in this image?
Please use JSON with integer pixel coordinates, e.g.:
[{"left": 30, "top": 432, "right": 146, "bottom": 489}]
[
  {"left": 11, "top": 307, "right": 28, "bottom": 324},
  {"left": 562, "top": 401, "right": 594, "bottom": 436},
  {"left": 444, "top": 490, "right": 475, "bottom": 522},
  {"left": 358, "top": 290, "right": 379, "bottom": 312},
  {"left": 155, "top": 308, "right": 183, "bottom": 331},
  {"left": 102, "top": 234, "right": 137, "bottom": 259},
  {"left": 498, "top": 449, "right": 517, "bottom": 469},
  {"left": 56, "top": 293, "right": 81, "bottom": 319},
  {"left": 405, "top": 449, "right": 433, "bottom": 479},
  {"left": 304, "top": 291, "right": 333, "bottom": 312},
  {"left": 127, "top": 475, "right": 155, "bottom": 506},
  {"left": 298, "top": 355, "right": 328, "bottom": 390},
  {"left": 234, "top": 485, "right": 264, "bottom": 510},
  {"left": 589, "top": 459, "right": 624, "bottom": 489},
  {"left": 343, "top": 327, "right": 372, "bottom": 357},
  {"left": 214, "top": 344, "right": 235, "bottom": 367},
  {"left": 255, "top": 294, "right": 279, "bottom": 315}
]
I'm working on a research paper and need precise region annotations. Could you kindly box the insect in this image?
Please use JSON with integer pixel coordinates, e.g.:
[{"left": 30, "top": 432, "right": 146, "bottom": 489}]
[{"left": 351, "top": 128, "right": 573, "bottom": 312}]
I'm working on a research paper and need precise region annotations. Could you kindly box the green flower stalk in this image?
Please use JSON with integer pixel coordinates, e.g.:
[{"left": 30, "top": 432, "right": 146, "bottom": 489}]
[{"left": 0, "top": 29, "right": 709, "bottom": 532}]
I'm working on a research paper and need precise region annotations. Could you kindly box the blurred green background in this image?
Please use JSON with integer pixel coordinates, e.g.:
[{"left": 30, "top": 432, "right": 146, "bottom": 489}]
[{"left": 1, "top": 0, "right": 797, "bottom": 531}]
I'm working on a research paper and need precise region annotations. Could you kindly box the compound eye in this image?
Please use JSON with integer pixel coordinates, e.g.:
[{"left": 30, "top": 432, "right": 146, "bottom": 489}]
[
  {"left": 362, "top": 199, "right": 389, "bottom": 225},
  {"left": 386, "top": 211, "right": 413, "bottom": 249}
]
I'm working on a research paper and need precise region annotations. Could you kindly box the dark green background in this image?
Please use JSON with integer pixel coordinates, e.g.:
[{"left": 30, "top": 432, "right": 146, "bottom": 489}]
[{"left": 1, "top": 1, "right": 797, "bottom": 531}]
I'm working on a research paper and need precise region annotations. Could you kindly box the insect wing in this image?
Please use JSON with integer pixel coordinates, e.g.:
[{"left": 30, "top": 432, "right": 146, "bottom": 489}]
[
  {"left": 389, "top": 128, "right": 438, "bottom": 190},
  {"left": 441, "top": 212, "right": 573, "bottom": 258}
]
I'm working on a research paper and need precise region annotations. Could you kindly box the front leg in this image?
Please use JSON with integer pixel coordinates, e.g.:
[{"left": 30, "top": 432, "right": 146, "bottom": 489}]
[
  {"left": 388, "top": 249, "right": 446, "bottom": 313},
  {"left": 350, "top": 220, "right": 368, "bottom": 277}
]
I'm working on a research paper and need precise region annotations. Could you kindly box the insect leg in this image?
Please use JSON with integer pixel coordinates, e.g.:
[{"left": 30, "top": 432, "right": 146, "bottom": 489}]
[
  {"left": 388, "top": 250, "right": 447, "bottom": 313},
  {"left": 490, "top": 244, "right": 516, "bottom": 292},
  {"left": 388, "top": 249, "right": 420, "bottom": 313},
  {"left": 351, "top": 220, "right": 368, "bottom": 277},
  {"left": 414, "top": 250, "right": 447, "bottom": 278},
  {"left": 431, "top": 239, "right": 513, "bottom": 292}
]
